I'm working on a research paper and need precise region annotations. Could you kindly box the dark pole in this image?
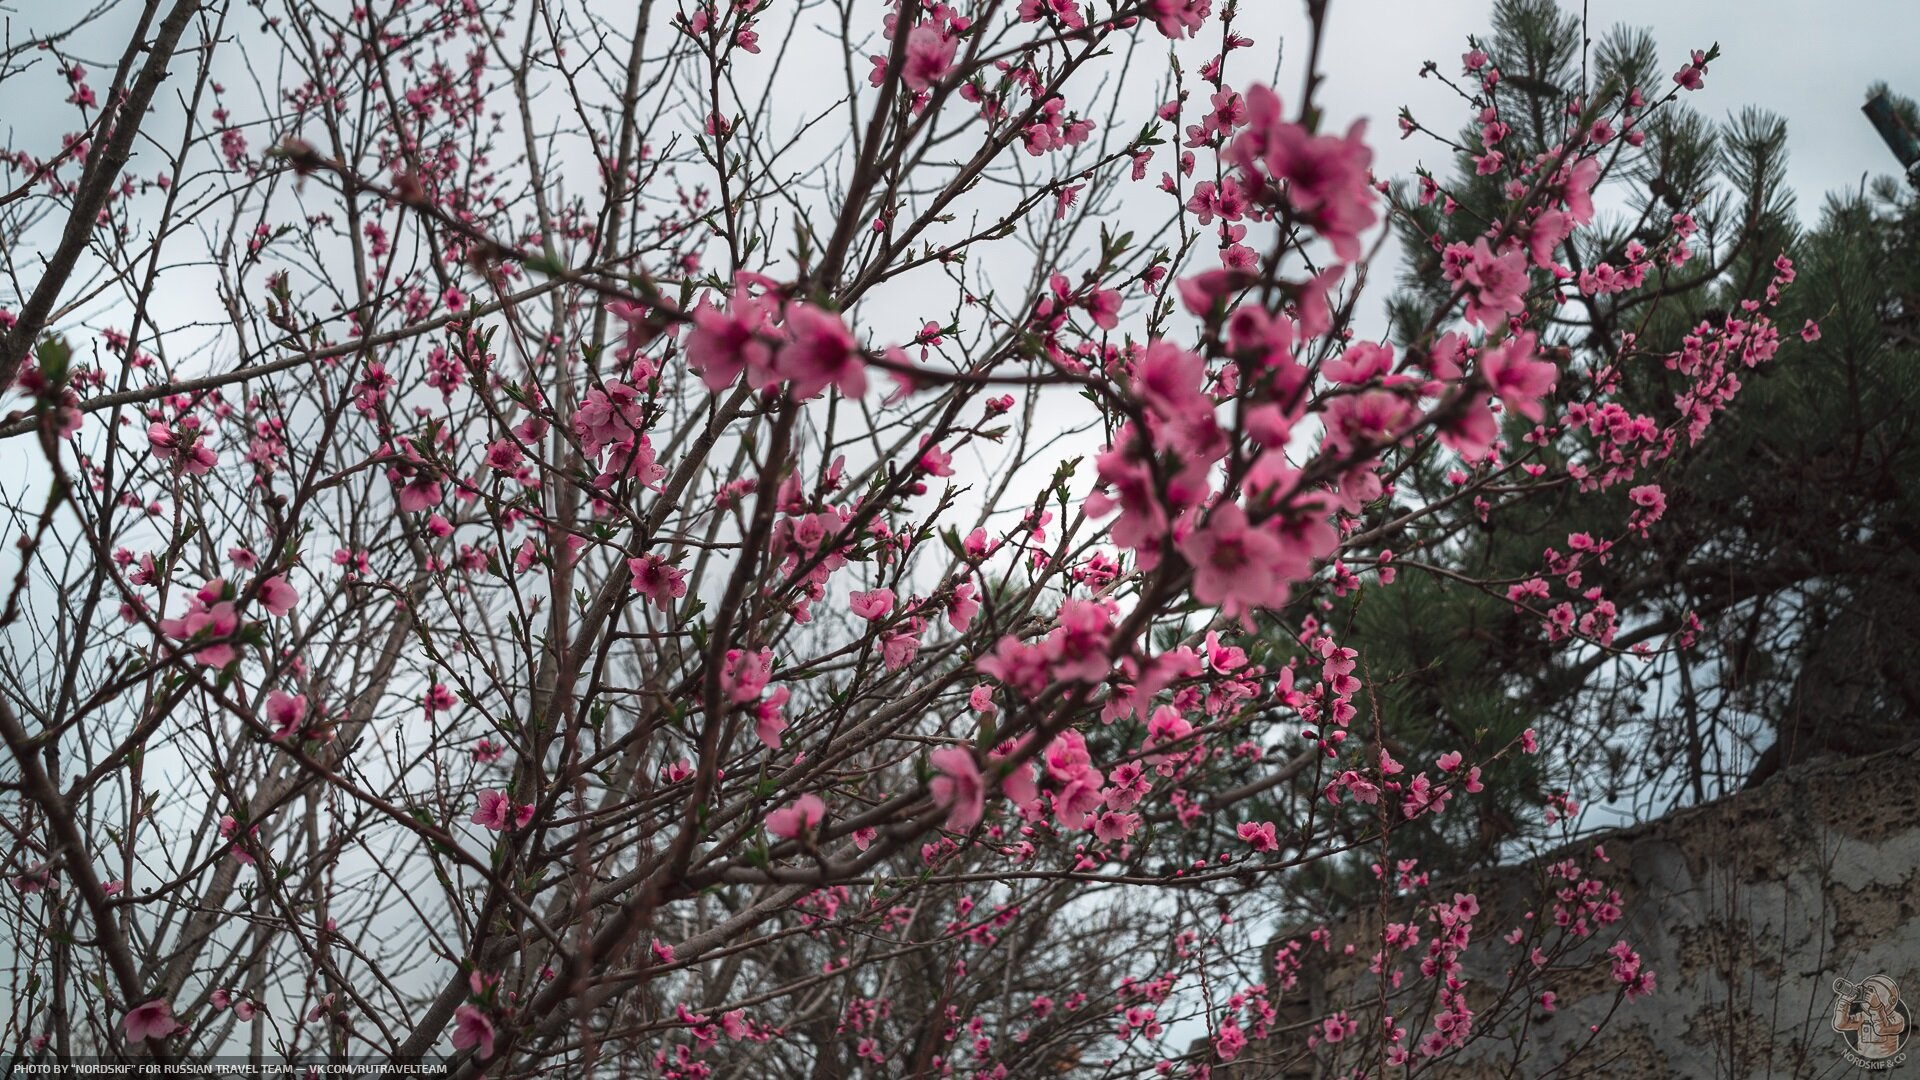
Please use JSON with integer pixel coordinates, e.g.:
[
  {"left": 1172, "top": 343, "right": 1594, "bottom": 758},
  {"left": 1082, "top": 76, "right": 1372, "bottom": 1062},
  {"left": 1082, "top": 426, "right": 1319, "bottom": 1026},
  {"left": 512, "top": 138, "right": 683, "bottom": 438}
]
[{"left": 1863, "top": 90, "right": 1920, "bottom": 189}]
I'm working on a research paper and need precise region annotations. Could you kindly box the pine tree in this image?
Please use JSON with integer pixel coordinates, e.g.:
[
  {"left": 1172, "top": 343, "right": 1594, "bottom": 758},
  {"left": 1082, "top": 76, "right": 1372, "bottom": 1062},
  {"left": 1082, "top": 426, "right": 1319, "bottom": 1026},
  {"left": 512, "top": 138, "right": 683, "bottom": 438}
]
[{"left": 1250, "top": 4, "right": 1920, "bottom": 905}]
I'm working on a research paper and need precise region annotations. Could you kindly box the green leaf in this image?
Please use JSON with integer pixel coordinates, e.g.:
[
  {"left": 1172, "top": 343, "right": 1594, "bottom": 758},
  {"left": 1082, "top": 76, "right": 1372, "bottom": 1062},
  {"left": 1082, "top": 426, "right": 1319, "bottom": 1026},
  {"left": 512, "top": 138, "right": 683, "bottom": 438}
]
[{"left": 34, "top": 336, "right": 72, "bottom": 387}]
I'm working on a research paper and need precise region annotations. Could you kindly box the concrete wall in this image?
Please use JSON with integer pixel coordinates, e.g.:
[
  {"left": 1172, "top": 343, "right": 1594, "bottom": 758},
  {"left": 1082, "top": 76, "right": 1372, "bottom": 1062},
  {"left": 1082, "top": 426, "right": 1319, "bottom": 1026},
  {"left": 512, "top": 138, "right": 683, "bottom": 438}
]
[{"left": 1238, "top": 743, "right": 1920, "bottom": 1078}]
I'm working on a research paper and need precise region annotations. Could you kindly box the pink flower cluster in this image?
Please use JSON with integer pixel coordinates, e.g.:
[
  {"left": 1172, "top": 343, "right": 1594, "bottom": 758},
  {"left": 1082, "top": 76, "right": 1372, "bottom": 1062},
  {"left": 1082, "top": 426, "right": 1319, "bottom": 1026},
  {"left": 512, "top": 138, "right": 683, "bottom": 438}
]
[{"left": 684, "top": 275, "right": 869, "bottom": 402}]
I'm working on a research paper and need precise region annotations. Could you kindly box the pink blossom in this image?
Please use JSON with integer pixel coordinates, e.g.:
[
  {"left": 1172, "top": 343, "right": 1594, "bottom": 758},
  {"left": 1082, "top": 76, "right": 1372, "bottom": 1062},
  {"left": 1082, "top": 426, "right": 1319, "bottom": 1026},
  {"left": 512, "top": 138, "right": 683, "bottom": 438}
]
[
  {"left": 396, "top": 474, "right": 442, "bottom": 513},
  {"left": 1043, "top": 729, "right": 1094, "bottom": 783},
  {"left": 849, "top": 588, "right": 895, "bottom": 620},
  {"left": 159, "top": 590, "right": 242, "bottom": 667},
  {"left": 766, "top": 793, "right": 826, "bottom": 840},
  {"left": 1178, "top": 502, "right": 1291, "bottom": 617},
  {"left": 484, "top": 438, "right": 523, "bottom": 472},
  {"left": 1092, "top": 809, "right": 1140, "bottom": 842},
  {"left": 1176, "top": 267, "right": 1245, "bottom": 318},
  {"left": 947, "top": 582, "right": 979, "bottom": 632},
  {"left": 1672, "top": 50, "right": 1707, "bottom": 91},
  {"left": 265, "top": 691, "right": 308, "bottom": 741},
  {"left": 1322, "top": 390, "right": 1416, "bottom": 458},
  {"left": 1053, "top": 183, "right": 1084, "bottom": 219},
  {"left": 1479, "top": 332, "right": 1557, "bottom": 420},
  {"left": 1049, "top": 776, "right": 1106, "bottom": 830},
  {"left": 573, "top": 381, "right": 647, "bottom": 457},
  {"left": 147, "top": 419, "right": 218, "bottom": 475},
  {"left": 1148, "top": 0, "right": 1210, "bottom": 39},
  {"left": 452, "top": 1004, "right": 496, "bottom": 1060},
  {"left": 1323, "top": 341, "right": 1394, "bottom": 385},
  {"left": 902, "top": 25, "right": 957, "bottom": 92},
  {"left": 472, "top": 789, "right": 535, "bottom": 832},
  {"left": 1105, "top": 761, "right": 1150, "bottom": 810},
  {"left": 929, "top": 747, "right": 985, "bottom": 830},
  {"left": 1321, "top": 1012, "right": 1354, "bottom": 1043},
  {"left": 1086, "top": 287, "right": 1121, "bottom": 329},
  {"left": 1455, "top": 238, "right": 1529, "bottom": 329},
  {"left": 1044, "top": 598, "right": 1115, "bottom": 682},
  {"left": 122, "top": 999, "right": 180, "bottom": 1043},
  {"left": 1019, "top": 0, "right": 1086, "bottom": 27},
  {"left": 1215, "top": 1018, "right": 1248, "bottom": 1061},
  {"left": 1130, "top": 339, "right": 1214, "bottom": 428},
  {"left": 917, "top": 438, "right": 954, "bottom": 477},
  {"left": 1236, "top": 820, "right": 1278, "bottom": 852},
  {"left": 776, "top": 303, "right": 866, "bottom": 400},
  {"left": 1086, "top": 440, "right": 1172, "bottom": 553},
  {"left": 627, "top": 554, "right": 688, "bottom": 610},
  {"left": 722, "top": 647, "right": 775, "bottom": 704},
  {"left": 257, "top": 574, "right": 297, "bottom": 617},
  {"left": 881, "top": 630, "right": 920, "bottom": 670},
  {"left": 992, "top": 744, "right": 1040, "bottom": 809},
  {"left": 754, "top": 688, "right": 790, "bottom": 749},
  {"left": 12, "top": 861, "right": 51, "bottom": 893},
  {"left": 968, "top": 684, "right": 996, "bottom": 713},
  {"left": 1563, "top": 157, "right": 1601, "bottom": 225},
  {"left": 1628, "top": 484, "right": 1666, "bottom": 520},
  {"left": 1142, "top": 706, "right": 1196, "bottom": 766},
  {"left": 1526, "top": 208, "right": 1573, "bottom": 271},
  {"left": 1235, "top": 86, "right": 1376, "bottom": 261},
  {"left": 686, "top": 280, "right": 779, "bottom": 391}
]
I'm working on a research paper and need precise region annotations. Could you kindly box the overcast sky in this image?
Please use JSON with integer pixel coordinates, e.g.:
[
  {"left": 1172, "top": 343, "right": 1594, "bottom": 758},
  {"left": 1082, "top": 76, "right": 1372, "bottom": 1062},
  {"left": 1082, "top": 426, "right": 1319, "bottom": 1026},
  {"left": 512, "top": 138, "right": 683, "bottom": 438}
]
[
  {"left": 8, "top": 0, "right": 1911, "bottom": 341},
  {"left": 1261, "top": 0, "right": 1916, "bottom": 224}
]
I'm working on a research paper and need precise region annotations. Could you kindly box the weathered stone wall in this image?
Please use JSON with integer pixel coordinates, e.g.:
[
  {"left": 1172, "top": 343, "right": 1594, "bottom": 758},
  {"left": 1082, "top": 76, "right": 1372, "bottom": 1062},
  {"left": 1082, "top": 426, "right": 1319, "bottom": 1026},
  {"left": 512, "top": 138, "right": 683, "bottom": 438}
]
[{"left": 1238, "top": 743, "right": 1920, "bottom": 1079}]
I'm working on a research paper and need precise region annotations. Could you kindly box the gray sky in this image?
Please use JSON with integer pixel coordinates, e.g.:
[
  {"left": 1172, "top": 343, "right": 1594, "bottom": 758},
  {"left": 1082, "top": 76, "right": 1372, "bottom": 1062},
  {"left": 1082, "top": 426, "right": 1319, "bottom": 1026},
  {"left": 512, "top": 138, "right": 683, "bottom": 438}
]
[
  {"left": 8, "top": 0, "right": 1910, "bottom": 344},
  {"left": 1275, "top": 0, "right": 1916, "bottom": 224}
]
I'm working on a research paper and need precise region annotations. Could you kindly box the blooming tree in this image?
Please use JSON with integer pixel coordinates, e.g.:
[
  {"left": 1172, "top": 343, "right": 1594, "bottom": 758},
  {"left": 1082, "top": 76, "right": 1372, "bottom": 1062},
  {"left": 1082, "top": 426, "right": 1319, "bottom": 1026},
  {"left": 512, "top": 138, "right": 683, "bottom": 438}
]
[
  {"left": 0, "top": 0, "right": 1789, "bottom": 1074},
  {"left": 1249, "top": 0, "right": 1849, "bottom": 880}
]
